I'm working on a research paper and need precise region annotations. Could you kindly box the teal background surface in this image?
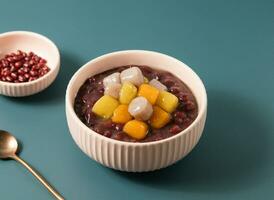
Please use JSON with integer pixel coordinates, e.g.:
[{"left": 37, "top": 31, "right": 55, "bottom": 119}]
[{"left": 0, "top": 0, "right": 273, "bottom": 199}]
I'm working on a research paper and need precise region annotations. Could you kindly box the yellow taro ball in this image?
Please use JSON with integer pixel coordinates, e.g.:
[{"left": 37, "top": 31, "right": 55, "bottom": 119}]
[
  {"left": 150, "top": 106, "right": 171, "bottom": 128},
  {"left": 112, "top": 105, "right": 132, "bottom": 124},
  {"left": 138, "top": 84, "right": 159, "bottom": 105},
  {"left": 123, "top": 120, "right": 148, "bottom": 140},
  {"left": 92, "top": 95, "right": 119, "bottom": 119},
  {"left": 119, "top": 82, "right": 137, "bottom": 104},
  {"left": 156, "top": 91, "right": 178, "bottom": 113}
]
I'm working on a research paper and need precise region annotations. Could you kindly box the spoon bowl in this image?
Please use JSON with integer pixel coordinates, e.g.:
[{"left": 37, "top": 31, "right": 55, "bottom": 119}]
[{"left": 0, "top": 130, "right": 18, "bottom": 159}]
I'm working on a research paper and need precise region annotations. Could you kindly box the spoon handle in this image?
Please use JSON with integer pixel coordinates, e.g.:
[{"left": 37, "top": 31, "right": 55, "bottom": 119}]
[{"left": 12, "top": 154, "right": 64, "bottom": 200}]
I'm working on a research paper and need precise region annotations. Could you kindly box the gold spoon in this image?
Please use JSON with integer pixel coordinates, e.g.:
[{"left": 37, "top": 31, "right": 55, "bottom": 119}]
[{"left": 0, "top": 130, "right": 64, "bottom": 200}]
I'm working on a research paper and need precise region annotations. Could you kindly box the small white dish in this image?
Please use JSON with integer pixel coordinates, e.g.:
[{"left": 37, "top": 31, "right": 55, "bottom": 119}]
[
  {"left": 0, "top": 31, "right": 60, "bottom": 97},
  {"left": 66, "top": 50, "right": 207, "bottom": 172}
]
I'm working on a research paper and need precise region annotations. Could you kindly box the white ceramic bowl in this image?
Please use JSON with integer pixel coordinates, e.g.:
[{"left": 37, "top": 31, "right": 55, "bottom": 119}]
[
  {"left": 0, "top": 31, "right": 60, "bottom": 97},
  {"left": 66, "top": 50, "right": 207, "bottom": 172}
]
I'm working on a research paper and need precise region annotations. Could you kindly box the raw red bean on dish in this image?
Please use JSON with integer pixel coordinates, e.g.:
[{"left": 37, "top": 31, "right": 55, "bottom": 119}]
[{"left": 0, "top": 50, "right": 50, "bottom": 83}]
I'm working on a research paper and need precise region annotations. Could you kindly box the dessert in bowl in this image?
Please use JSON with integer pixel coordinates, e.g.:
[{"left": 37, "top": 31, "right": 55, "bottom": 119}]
[
  {"left": 66, "top": 50, "right": 207, "bottom": 172},
  {"left": 74, "top": 65, "right": 198, "bottom": 142}
]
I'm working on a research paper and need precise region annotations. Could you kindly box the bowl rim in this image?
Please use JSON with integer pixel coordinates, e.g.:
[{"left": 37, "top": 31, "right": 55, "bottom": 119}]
[
  {"left": 0, "top": 30, "right": 60, "bottom": 86},
  {"left": 66, "top": 50, "right": 207, "bottom": 146}
]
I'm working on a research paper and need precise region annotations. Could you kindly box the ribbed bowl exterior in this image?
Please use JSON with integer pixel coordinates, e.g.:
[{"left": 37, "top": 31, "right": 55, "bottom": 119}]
[
  {"left": 0, "top": 67, "right": 59, "bottom": 96},
  {"left": 66, "top": 50, "right": 207, "bottom": 172},
  {"left": 66, "top": 107, "right": 206, "bottom": 172}
]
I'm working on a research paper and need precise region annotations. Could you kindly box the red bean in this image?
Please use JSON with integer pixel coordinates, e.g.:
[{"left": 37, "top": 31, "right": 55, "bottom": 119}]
[
  {"left": 18, "top": 75, "right": 26, "bottom": 82},
  {"left": 16, "top": 50, "right": 22, "bottom": 55},
  {"left": 15, "top": 61, "right": 22, "bottom": 68},
  {"left": 173, "top": 111, "right": 187, "bottom": 124},
  {"left": 10, "top": 66, "right": 16, "bottom": 72},
  {"left": 23, "top": 63, "right": 29, "bottom": 68},
  {"left": 102, "top": 120, "right": 114, "bottom": 129},
  {"left": 113, "top": 132, "right": 124, "bottom": 140},
  {"left": 25, "top": 56, "right": 30, "bottom": 61},
  {"left": 18, "top": 68, "right": 24, "bottom": 75},
  {"left": 115, "top": 124, "right": 123, "bottom": 131},
  {"left": 7, "top": 57, "right": 13, "bottom": 63},
  {"left": 39, "top": 59, "right": 46, "bottom": 64},
  {"left": 169, "top": 125, "right": 182, "bottom": 134},
  {"left": 23, "top": 67, "right": 29, "bottom": 73},
  {"left": 29, "top": 60, "right": 35, "bottom": 66},
  {"left": 162, "top": 78, "right": 175, "bottom": 87},
  {"left": 37, "top": 63, "right": 44, "bottom": 68},
  {"left": 185, "top": 101, "right": 195, "bottom": 111},
  {"left": 2, "top": 69, "right": 10, "bottom": 77},
  {"left": 103, "top": 130, "right": 112, "bottom": 138},
  {"left": 42, "top": 66, "right": 49, "bottom": 72},
  {"left": 6, "top": 76, "right": 13, "bottom": 82},
  {"left": 11, "top": 72, "right": 18, "bottom": 79},
  {"left": 98, "top": 88, "right": 104, "bottom": 94},
  {"left": 151, "top": 73, "right": 160, "bottom": 80},
  {"left": 24, "top": 73, "right": 30, "bottom": 79},
  {"left": 184, "top": 118, "right": 191, "bottom": 126},
  {"left": 13, "top": 56, "right": 22, "bottom": 61},
  {"left": 32, "top": 65, "right": 39, "bottom": 70},
  {"left": 2, "top": 60, "right": 8, "bottom": 67},
  {"left": 88, "top": 77, "right": 96, "bottom": 83},
  {"left": 10, "top": 63, "right": 15, "bottom": 68},
  {"left": 34, "top": 55, "right": 40, "bottom": 62},
  {"left": 170, "top": 86, "right": 180, "bottom": 94},
  {"left": 29, "top": 77, "right": 37, "bottom": 82},
  {"left": 30, "top": 70, "right": 38, "bottom": 77},
  {"left": 177, "top": 92, "right": 189, "bottom": 102}
]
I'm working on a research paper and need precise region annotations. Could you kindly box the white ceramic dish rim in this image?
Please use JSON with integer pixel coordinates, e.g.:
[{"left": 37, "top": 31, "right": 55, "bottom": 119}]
[
  {"left": 0, "top": 31, "right": 60, "bottom": 86},
  {"left": 66, "top": 50, "right": 207, "bottom": 146}
]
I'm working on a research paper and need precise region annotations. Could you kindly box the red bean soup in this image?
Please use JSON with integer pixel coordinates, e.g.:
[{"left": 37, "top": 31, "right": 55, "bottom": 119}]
[{"left": 74, "top": 66, "right": 198, "bottom": 142}]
